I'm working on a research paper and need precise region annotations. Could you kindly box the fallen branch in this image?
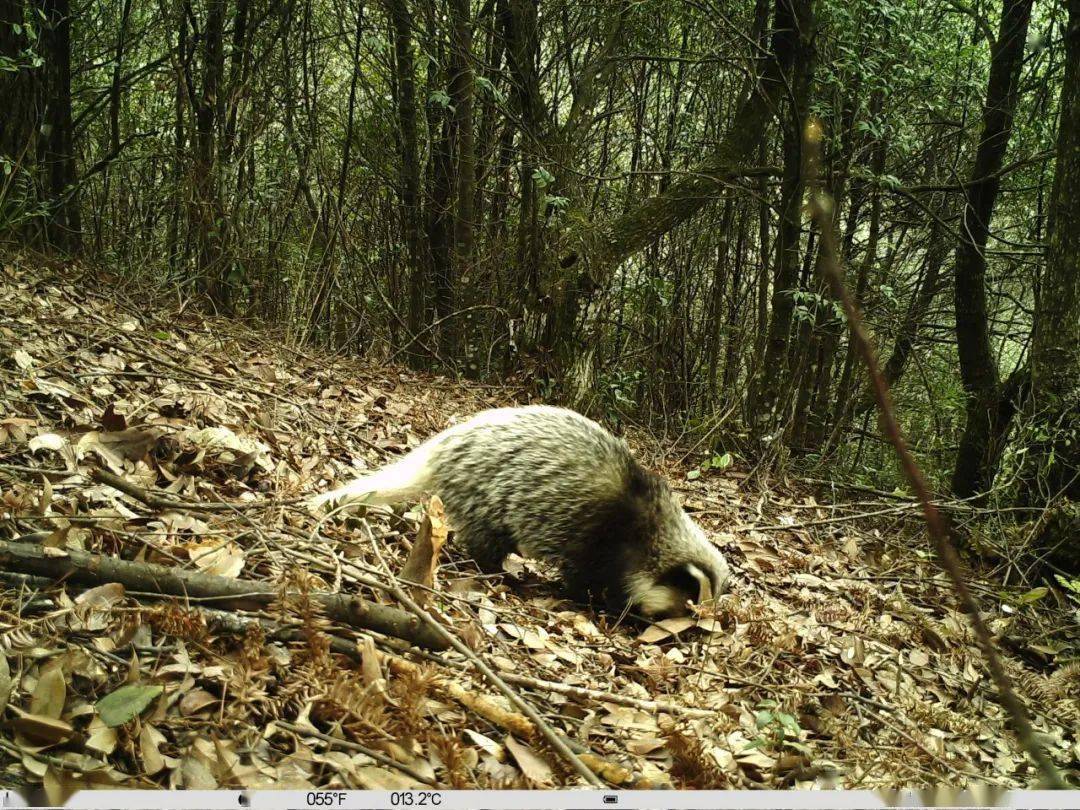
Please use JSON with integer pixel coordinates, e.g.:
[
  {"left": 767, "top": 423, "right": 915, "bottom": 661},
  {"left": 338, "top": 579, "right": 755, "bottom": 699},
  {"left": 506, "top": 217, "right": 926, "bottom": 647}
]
[
  {"left": 804, "top": 119, "right": 1067, "bottom": 789},
  {"left": 0, "top": 536, "right": 448, "bottom": 651},
  {"left": 201, "top": 609, "right": 659, "bottom": 788},
  {"left": 353, "top": 521, "right": 604, "bottom": 787},
  {"left": 89, "top": 467, "right": 280, "bottom": 512},
  {"left": 496, "top": 671, "right": 716, "bottom": 720},
  {"left": 385, "top": 656, "right": 536, "bottom": 740}
]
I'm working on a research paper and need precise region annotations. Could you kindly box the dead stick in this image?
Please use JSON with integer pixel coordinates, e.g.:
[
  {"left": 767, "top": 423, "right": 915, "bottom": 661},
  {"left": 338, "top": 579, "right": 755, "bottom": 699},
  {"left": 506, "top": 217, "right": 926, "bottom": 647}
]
[
  {"left": 803, "top": 118, "right": 1066, "bottom": 789},
  {"left": 0, "top": 537, "right": 448, "bottom": 651},
  {"left": 194, "top": 608, "right": 656, "bottom": 788},
  {"left": 356, "top": 530, "right": 604, "bottom": 787},
  {"left": 89, "top": 467, "right": 266, "bottom": 513},
  {"left": 497, "top": 671, "right": 716, "bottom": 720}
]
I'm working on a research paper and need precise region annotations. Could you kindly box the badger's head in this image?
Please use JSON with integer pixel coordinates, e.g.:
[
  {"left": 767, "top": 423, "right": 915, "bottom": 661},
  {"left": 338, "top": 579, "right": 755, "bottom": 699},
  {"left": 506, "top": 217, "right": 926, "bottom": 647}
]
[{"left": 626, "top": 511, "right": 731, "bottom": 620}]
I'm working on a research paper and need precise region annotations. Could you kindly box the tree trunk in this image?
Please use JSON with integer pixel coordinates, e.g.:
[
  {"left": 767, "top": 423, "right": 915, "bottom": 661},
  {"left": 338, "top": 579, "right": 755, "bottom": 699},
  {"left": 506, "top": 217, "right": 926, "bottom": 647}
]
[
  {"left": 551, "top": 0, "right": 812, "bottom": 379},
  {"left": 447, "top": 0, "right": 475, "bottom": 362},
  {"left": 386, "top": 0, "right": 427, "bottom": 366},
  {"left": 951, "top": 0, "right": 1033, "bottom": 498},
  {"left": 0, "top": 0, "right": 39, "bottom": 239},
  {"left": 37, "top": 0, "right": 80, "bottom": 253},
  {"left": 749, "top": 0, "right": 816, "bottom": 432},
  {"left": 1021, "top": 0, "right": 1080, "bottom": 511},
  {"left": 425, "top": 32, "right": 454, "bottom": 360},
  {"left": 190, "top": 0, "right": 229, "bottom": 312}
]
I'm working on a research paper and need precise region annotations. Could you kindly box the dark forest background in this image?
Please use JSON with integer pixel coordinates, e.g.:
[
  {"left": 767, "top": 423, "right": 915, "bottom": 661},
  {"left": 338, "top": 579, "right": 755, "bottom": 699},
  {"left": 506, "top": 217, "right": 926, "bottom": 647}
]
[{"left": 1, "top": 0, "right": 1077, "bottom": 572}]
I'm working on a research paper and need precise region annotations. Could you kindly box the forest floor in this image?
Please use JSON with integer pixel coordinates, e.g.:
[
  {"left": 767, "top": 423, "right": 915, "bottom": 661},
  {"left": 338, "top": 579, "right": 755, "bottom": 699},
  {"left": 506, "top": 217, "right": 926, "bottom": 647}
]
[{"left": 0, "top": 256, "right": 1077, "bottom": 798}]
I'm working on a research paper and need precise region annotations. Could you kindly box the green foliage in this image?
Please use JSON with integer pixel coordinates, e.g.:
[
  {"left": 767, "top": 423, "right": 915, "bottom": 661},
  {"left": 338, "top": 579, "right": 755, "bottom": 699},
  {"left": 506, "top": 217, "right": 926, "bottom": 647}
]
[{"left": 746, "top": 700, "right": 811, "bottom": 755}]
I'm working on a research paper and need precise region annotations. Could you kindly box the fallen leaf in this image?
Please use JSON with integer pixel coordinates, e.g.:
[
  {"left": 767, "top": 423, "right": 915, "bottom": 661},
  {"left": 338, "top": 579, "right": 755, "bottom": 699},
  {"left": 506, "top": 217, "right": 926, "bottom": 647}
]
[
  {"left": 179, "top": 688, "right": 218, "bottom": 716},
  {"left": 14, "top": 349, "right": 34, "bottom": 369},
  {"left": 28, "top": 432, "right": 68, "bottom": 453},
  {"left": 463, "top": 729, "right": 504, "bottom": 761},
  {"left": 183, "top": 541, "right": 245, "bottom": 578},
  {"left": 85, "top": 718, "right": 119, "bottom": 756},
  {"left": 31, "top": 666, "right": 66, "bottom": 719},
  {"left": 399, "top": 496, "right": 448, "bottom": 603},
  {"left": 96, "top": 683, "right": 163, "bottom": 727},
  {"left": 12, "top": 709, "right": 75, "bottom": 745},
  {"left": 0, "top": 656, "right": 11, "bottom": 714},
  {"left": 504, "top": 735, "right": 554, "bottom": 786},
  {"left": 139, "top": 724, "right": 167, "bottom": 775}
]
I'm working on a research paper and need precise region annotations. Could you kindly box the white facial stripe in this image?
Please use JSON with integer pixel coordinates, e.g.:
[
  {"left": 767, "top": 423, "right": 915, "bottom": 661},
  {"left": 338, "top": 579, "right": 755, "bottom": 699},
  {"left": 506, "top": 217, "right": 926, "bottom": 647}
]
[
  {"left": 636, "top": 585, "right": 686, "bottom": 618},
  {"left": 686, "top": 563, "right": 712, "bottom": 603}
]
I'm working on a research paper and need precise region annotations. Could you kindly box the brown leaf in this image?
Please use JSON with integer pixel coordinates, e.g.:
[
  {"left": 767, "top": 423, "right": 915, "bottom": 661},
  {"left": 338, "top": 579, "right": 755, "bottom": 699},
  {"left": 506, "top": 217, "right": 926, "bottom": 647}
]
[
  {"left": 183, "top": 541, "right": 245, "bottom": 578},
  {"left": 360, "top": 637, "right": 386, "bottom": 695},
  {"left": 399, "top": 496, "right": 448, "bottom": 603},
  {"left": 0, "top": 655, "right": 11, "bottom": 714},
  {"left": 43, "top": 768, "right": 83, "bottom": 806},
  {"left": 180, "top": 753, "right": 218, "bottom": 788},
  {"left": 179, "top": 688, "right": 218, "bottom": 716},
  {"left": 101, "top": 403, "right": 127, "bottom": 431},
  {"left": 504, "top": 735, "right": 554, "bottom": 787},
  {"left": 140, "top": 724, "right": 167, "bottom": 775},
  {"left": 12, "top": 709, "right": 75, "bottom": 746},
  {"left": 85, "top": 717, "right": 119, "bottom": 756},
  {"left": 74, "top": 583, "right": 126, "bottom": 631},
  {"left": 30, "top": 666, "right": 66, "bottom": 719}
]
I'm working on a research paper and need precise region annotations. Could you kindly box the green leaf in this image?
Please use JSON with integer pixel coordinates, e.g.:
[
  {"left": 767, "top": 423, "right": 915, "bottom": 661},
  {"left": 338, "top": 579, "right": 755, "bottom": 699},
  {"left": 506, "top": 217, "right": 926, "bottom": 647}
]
[
  {"left": 754, "top": 710, "right": 774, "bottom": 728},
  {"left": 531, "top": 167, "right": 555, "bottom": 188},
  {"left": 710, "top": 452, "right": 733, "bottom": 471},
  {"left": 96, "top": 684, "right": 163, "bottom": 727},
  {"left": 686, "top": 469, "right": 701, "bottom": 481},
  {"left": 777, "top": 712, "right": 800, "bottom": 734},
  {"left": 1018, "top": 586, "right": 1048, "bottom": 604},
  {"left": 428, "top": 89, "right": 451, "bottom": 108},
  {"left": 151, "top": 330, "right": 171, "bottom": 340}
]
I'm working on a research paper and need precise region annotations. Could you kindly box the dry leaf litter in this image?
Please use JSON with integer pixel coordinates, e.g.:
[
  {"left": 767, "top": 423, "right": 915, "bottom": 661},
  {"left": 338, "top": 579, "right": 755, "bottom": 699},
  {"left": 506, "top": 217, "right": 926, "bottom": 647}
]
[{"left": 0, "top": 258, "right": 1077, "bottom": 799}]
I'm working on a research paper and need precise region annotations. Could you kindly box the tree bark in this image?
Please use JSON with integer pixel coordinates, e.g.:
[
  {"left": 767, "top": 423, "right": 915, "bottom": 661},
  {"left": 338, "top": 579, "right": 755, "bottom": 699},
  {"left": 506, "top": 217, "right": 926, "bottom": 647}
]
[
  {"left": 747, "top": 0, "right": 816, "bottom": 431},
  {"left": 447, "top": 0, "right": 475, "bottom": 361},
  {"left": 190, "top": 0, "right": 230, "bottom": 312},
  {"left": 0, "top": 537, "right": 449, "bottom": 651},
  {"left": 37, "top": 0, "right": 80, "bottom": 253},
  {"left": 951, "top": 0, "right": 1033, "bottom": 499},
  {"left": 1021, "top": 0, "right": 1080, "bottom": 510},
  {"left": 386, "top": 0, "right": 427, "bottom": 366},
  {"left": 0, "top": 0, "right": 39, "bottom": 239},
  {"left": 425, "top": 24, "right": 454, "bottom": 358}
]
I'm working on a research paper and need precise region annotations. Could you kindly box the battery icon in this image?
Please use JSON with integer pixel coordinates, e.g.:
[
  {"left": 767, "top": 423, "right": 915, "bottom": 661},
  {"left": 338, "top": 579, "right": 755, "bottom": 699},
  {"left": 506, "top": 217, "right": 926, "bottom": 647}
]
[{"left": 603, "top": 796, "right": 618, "bottom": 805}]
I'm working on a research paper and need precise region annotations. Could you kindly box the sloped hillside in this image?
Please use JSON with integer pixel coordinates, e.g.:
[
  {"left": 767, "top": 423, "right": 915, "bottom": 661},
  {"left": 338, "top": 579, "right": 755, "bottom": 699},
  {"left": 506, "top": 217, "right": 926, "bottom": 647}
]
[{"left": 0, "top": 257, "right": 1076, "bottom": 797}]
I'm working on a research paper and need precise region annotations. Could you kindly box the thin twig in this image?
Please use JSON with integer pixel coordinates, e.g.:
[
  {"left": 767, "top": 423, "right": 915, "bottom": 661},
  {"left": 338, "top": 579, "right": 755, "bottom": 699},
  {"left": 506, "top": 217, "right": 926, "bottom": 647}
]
[
  {"left": 351, "top": 514, "right": 605, "bottom": 787},
  {"left": 803, "top": 117, "right": 1067, "bottom": 789}
]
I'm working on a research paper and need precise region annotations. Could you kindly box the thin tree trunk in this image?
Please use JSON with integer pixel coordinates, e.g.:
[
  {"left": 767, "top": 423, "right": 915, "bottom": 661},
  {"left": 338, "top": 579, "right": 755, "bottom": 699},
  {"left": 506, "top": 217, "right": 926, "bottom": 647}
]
[
  {"left": 751, "top": 0, "right": 816, "bottom": 432},
  {"left": 38, "top": 0, "right": 80, "bottom": 253},
  {"left": 951, "top": 0, "right": 1033, "bottom": 498},
  {"left": 386, "top": 0, "right": 427, "bottom": 366},
  {"left": 447, "top": 0, "right": 475, "bottom": 361},
  {"left": 1021, "top": 0, "right": 1080, "bottom": 508}
]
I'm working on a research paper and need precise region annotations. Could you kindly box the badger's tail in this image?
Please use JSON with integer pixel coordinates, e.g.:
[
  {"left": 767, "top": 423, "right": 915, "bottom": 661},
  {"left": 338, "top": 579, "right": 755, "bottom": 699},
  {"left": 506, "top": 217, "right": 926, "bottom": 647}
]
[{"left": 309, "top": 443, "right": 437, "bottom": 513}]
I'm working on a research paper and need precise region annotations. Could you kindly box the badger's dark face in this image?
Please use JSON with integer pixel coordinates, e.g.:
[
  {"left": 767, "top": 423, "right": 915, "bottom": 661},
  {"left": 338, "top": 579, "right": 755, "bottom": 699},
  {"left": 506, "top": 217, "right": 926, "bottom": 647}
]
[{"left": 627, "top": 515, "right": 731, "bottom": 619}]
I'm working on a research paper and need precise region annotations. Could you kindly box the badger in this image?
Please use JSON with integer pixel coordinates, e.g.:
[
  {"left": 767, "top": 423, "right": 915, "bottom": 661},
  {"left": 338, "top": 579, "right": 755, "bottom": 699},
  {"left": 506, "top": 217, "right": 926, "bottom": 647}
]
[{"left": 311, "top": 405, "right": 731, "bottom": 619}]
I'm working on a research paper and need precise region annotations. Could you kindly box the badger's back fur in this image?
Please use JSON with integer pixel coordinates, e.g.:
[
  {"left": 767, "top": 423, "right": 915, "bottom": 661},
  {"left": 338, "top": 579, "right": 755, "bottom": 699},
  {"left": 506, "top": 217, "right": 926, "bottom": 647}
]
[{"left": 312, "top": 406, "right": 731, "bottom": 618}]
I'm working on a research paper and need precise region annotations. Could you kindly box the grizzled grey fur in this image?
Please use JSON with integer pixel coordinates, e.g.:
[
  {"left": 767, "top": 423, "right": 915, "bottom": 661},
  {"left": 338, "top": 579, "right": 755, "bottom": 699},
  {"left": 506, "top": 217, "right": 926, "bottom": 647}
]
[{"left": 312, "top": 406, "right": 731, "bottom": 618}]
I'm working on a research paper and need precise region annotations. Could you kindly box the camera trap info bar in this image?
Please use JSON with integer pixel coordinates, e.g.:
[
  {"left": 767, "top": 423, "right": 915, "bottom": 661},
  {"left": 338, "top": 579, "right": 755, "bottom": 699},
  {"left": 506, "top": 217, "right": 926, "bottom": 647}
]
[{"left": 1, "top": 790, "right": 1076, "bottom": 809}]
